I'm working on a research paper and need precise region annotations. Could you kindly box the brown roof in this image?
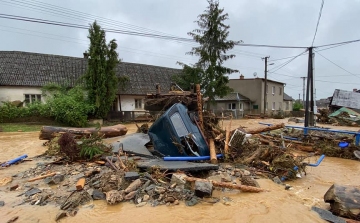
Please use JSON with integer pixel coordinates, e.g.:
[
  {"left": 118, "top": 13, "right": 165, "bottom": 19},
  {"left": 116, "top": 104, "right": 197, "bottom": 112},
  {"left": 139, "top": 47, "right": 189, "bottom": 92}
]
[{"left": 0, "top": 51, "right": 181, "bottom": 95}]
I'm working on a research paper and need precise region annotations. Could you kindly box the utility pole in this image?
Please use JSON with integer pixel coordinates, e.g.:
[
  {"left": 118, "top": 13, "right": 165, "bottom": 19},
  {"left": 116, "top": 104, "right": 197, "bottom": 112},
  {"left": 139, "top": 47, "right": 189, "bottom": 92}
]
[
  {"left": 300, "top": 77, "right": 306, "bottom": 108},
  {"left": 263, "top": 56, "right": 270, "bottom": 115},
  {"left": 305, "top": 47, "right": 314, "bottom": 128}
]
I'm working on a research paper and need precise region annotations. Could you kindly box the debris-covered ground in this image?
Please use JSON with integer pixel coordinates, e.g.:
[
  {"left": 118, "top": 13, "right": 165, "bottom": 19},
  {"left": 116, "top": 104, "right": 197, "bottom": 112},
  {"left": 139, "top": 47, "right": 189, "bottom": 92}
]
[{"left": 2, "top": 119, "right": 360, "bottom": 222}]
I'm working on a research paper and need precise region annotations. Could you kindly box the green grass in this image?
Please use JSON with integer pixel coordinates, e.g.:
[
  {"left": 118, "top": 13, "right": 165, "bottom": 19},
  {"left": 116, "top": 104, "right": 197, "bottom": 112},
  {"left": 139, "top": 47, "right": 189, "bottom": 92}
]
[{"left": 0, "top": 123, "right": 45, "bottom": 132}]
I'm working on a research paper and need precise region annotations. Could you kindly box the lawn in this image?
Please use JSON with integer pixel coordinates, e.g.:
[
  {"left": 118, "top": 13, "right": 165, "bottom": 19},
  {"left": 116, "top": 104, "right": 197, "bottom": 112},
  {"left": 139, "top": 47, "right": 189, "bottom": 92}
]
[{"left": 0, "top": 123, "right": 45, "bottom": 132}]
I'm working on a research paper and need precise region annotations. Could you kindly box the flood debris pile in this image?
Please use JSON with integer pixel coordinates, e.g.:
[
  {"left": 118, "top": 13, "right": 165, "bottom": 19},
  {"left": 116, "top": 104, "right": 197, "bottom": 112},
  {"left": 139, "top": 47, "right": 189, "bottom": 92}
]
[
  {"left": 284, "top": 128, "right": 359, "bottom": 159},
  {"left": 317, "top": 107, "right": 360, "bottom": 127}
]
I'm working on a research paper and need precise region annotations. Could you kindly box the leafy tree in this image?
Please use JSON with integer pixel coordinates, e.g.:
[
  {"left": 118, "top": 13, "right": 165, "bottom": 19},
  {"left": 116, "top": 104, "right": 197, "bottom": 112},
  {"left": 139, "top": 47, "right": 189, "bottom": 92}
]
[
  {"left": 171, "top": 62, "right": 203, "bottom": 91},
  {"left": 84, "top": 21, "right": 121, "bottom": 118},
  {"left": 179, "top": 0, "right": 240, "bottom": 108},
  {"left": 293, "top": 101, "right": 303, "bottom": 111}
]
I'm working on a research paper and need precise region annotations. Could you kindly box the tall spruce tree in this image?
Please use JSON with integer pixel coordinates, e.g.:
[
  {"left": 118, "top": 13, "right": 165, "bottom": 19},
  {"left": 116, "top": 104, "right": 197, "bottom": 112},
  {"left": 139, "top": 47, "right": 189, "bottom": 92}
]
[
  {"left": 85, "top": 21, "right": 120, "bottom": 118},
  {"left": 182, "top": 0, "right": 240, "bottom": 108}
]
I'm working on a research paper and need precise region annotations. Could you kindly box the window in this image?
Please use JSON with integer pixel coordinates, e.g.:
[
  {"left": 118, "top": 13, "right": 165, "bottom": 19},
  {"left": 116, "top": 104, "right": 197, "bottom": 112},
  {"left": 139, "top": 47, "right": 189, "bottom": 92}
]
[
  {"left": 266, "top": 102, "right": 268, "bottom": 111},
  {"left": 239, "top": 103, "right": 243, "bottom": 111},
  {"left": 170, "top": 112, "right": 188, "bottom": 137},
  {"left": 279, "top": 102, "right": 282, "bottom": 110},
  {"left": 272, "top": 102, "right": 275, "bottom": 110},
  {"left": 24, "top": 94, "right": 41, "bottom": 104},
  {"left": 266, "top": 84, "right": 269, "bottom": 94},
  {"left": 286, "top": 101, "right": 290, "bottom": 110},
  {"left": 135, "top": 99, "right": 142, "bottom": 109},
  {"left": 228, "top": 103, "right": 236, "bottom": 110},
  {"left": 253, "top": 105, "right": 258, "bottom": 109},
  {"left": 279, "top": 87, "right": 282, "bottom": 95},
  {"left": 272, "top": 86, "right": 275, "bottom": 95}
]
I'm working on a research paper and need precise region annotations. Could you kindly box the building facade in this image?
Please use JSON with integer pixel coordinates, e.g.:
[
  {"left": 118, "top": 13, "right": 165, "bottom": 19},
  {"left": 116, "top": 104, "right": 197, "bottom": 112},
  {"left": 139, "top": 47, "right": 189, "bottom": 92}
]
[{"left": 227, "top": 75, "right": 286, "bottom": 114}]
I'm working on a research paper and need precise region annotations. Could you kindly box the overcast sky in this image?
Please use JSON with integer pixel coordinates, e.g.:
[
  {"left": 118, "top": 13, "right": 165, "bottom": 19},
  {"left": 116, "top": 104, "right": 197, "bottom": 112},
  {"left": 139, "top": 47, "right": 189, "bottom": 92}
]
[{"left": 1, "top": 0, "right": 359, "bottom": 100}]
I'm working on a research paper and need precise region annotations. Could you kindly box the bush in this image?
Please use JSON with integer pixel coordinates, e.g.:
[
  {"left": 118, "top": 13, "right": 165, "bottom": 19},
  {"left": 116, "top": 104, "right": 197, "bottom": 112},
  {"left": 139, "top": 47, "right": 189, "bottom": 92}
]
[
  {"left": 46, "top": 86, "right": 95, "bottom": 127},
  {"left": 0, "top": 101, "right": 50, "bottom": 122},
  {"left": 293, "top": 102, "right": 303, "bottom": 111}
]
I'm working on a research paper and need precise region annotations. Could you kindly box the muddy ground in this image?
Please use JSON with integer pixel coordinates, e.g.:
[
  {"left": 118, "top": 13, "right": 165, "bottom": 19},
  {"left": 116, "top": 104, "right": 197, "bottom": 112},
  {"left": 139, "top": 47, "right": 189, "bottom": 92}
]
[{"left": 1, "top": 118, "right": 360, "bottom": 223}]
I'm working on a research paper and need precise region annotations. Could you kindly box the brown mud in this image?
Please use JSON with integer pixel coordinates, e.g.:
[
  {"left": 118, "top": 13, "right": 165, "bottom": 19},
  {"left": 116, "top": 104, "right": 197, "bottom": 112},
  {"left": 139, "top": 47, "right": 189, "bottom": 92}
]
[{"left": 1, "top": 118, "right": 359, "bottom": 222}]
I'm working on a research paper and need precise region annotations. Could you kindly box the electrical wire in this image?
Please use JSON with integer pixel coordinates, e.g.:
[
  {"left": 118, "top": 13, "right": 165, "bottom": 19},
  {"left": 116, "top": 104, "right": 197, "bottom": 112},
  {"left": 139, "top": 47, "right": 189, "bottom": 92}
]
[
  {"left": 315, "top": 38, "right": 360, "bottom": 48},
  {"left": 268, "top": 50, "right": 308, "bottom": 73},
  {"left": 311, "top": 0, "right": 325, "bottom": 46},
  {"left": 315, "top": 51, "right": 360, "bottom": 78}
]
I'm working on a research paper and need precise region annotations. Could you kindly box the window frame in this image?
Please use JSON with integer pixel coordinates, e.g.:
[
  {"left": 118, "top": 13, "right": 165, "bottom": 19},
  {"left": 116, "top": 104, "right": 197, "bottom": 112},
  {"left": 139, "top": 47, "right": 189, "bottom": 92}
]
[
  {"left": 228, "top": 103, "right": 236, "bottom": 110},
  {"left": 272, "top": 86, "right": 275, "bottom": 95},
  {"left": 279, "top": 87, "right": 282, "bottom": 96},
  {"left": 24, "top": 94, "right": 41, "bottom": 104},
  {"left": 272, "top": 102, "right": 275, "bottom": 110},
  {"left": 134, "top": 99, "right": 143, "bottom": 109}
]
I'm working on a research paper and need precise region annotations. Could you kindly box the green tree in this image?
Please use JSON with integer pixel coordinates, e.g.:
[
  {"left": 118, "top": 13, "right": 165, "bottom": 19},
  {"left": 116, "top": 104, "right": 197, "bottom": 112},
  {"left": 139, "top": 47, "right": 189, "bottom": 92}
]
[
  {"left": 293, "top": 101, "right": 303, "bottom": 111},
  {"left": 84, "top": 21, "right": 120, "bottom": 118},
  {"left": 180, "top": 0, "right": 240, "bottom": 108},
  {"left": 171, "top": 62, "right": 203, "bottom": 91}
]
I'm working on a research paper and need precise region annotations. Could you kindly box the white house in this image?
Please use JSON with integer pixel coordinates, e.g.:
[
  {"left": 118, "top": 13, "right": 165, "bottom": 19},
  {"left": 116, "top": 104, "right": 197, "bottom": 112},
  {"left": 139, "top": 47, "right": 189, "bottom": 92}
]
[{"left": 0, "top": 51, "right": 180, "bottom": 120}]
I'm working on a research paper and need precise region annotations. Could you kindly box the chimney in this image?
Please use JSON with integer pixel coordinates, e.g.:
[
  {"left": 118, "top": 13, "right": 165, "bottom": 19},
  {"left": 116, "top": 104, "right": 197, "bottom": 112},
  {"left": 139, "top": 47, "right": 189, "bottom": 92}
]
[
  {"left": 240, "top": 74, "right": 244, "bottom": 80},
  {"left": 353, "top": 88, "right": 358, "bottom": 92},
  {"left": 83, "top": 51, "right": 89, "bottom": 59}
]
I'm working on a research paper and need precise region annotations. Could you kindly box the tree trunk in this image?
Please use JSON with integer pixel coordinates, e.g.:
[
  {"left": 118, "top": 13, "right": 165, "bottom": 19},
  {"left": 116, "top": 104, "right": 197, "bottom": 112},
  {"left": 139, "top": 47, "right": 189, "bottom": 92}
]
[
  {"left": 39, "top": 124, "right": 128, "bottom": 140},
  {"left": 184, "top": 176, "right": 267, "bottom": 193},
  {"left": 245, "top": 123, "right": 285, "bottom": 134}
]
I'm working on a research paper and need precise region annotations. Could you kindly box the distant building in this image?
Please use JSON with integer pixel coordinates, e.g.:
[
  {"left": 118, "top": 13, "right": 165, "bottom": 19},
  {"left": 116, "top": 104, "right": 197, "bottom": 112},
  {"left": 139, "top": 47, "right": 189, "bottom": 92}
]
[{"left": 329, "top": 89, "right": 360, "bottom": 111}]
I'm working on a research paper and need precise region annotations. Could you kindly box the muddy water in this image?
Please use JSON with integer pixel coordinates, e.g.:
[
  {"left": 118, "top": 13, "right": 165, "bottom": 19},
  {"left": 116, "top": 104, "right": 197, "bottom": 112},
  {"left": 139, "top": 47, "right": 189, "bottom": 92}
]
[{"left": 0, "top": 121, "right": 359, "bottom": 222}]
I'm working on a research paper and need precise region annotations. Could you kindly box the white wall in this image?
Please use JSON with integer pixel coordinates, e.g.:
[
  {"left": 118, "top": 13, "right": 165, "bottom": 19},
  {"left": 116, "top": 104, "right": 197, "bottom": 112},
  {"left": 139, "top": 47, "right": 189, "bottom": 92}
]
[
  {"left": 119, "top": 95, "right": 145, "bottom": 111},
  {"left": 0, "top": 86, "right": 43, "bottom": 105}
]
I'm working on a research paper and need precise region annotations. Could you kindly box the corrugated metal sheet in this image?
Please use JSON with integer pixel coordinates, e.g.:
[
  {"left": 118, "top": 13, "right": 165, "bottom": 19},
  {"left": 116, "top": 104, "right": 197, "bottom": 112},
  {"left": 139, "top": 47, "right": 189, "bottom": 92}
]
[{"left": 330, "top": 89, "right": 360, "bottom": 110}]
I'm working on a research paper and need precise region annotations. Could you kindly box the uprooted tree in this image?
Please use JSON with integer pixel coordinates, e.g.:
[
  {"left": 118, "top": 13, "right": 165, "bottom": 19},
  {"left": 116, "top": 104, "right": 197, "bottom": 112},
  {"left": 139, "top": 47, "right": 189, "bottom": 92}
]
[
  {"left": 176, "top": 0, "right": 240, "bottom": 109},
  {"left": 84, "top": 21, "right": 127, "bottom": 119}
]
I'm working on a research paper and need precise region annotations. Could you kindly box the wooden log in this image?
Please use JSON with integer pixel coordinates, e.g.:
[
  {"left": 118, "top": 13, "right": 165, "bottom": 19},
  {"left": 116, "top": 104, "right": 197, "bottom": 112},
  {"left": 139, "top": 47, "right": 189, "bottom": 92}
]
[
  {"left": 224, "top": 128, "right": 230, "bottom": 156},
  {"left": 184, "top": 176, "right": 267, "bottom": 193},
  {"left": 245, "top": 123, "right": 285, "bottom": 134},
  {"left": 196, "top": 84, "right": 204, "bottom": 132},
  {"left": 324, "top": 184, "right": 360, "bottom": 220},
  {"left": 76, "top": 178, "right": 85, "bottom": 190},
  {"left": 28, "top": 172, "right": 56, "bottom": 182},
  {"left": 209, "top": 139, "right": 217, "bottom": 164},
  {"left": 39, "top": 124, "right": 128, "bottom": 140},
  {"left": 259, "top": 138, "right": 275, "bottom": 146}
]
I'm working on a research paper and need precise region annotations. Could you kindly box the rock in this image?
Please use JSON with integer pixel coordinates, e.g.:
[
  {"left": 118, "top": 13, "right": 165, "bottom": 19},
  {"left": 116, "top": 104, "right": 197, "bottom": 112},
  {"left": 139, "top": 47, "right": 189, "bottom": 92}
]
[
  {"left": 174, "top": 200, "right": 179, "bottom": 205},
  {"left": 194, "top": 180, "right": 213, "bottom": 198},
  {"left": 25, "top": 188, "right": 42, "bottom": 197},
  {"left": 55, "top": 211, "right": 68, "bottom": 221},
  {"left": 92, "top": 189, "right": 106, "bottom": 200},
  {"left": 143, "top": 195, "right": 150, "bottom": 202},
  {"left": 170, "top": 173, "right": 187, "bottom": 189},
  {"left": 285, "top": 184, "right": 292, "bottom": 190},
  {"left": 141, "top": 180, "right": 151, "bottom": 190},
  {"left": 124, "top": 179, "right": 142, "bottom": 193},
  {"left": 44, "top": 174, "right": 65, "bottom": 185},
  {"left": 185, "top": 197, "right": 199, "bottom": 206},
  {"left": 164, "top": 197, "right": 175, "bottom": 203},
  {"left": 124, "top": 172, "right": 139, "bottom": 181},
  {"left": 312, "top": 206, "right": 346, "bottom": 223},
  {"left": 145, "top": 184, "right": 155, "bottom": 193},
  {"left": 106, "top": 190, "right": 124, "bottom": 205},
  {"left": 136, "top": 202, "right": 147, "bottom": 207},
  {"left": 0, "top": 201, "right": 4, "bottom": 206},
  {"left": 243, "top": 170, "right": 251, "bottom": 176},
  {"left": 324, "top": 184, "right": 360, "bottom": 219},
  {"left": 154, "top": 186, "right": 166, "bottom": 194},
  {"left": 240, "top": 176, "right": 259, "bottom": 188},
  {"left": 207, "top": 172, "right": 232, "bottom": 183},
  {"left": 272, "top": 176, "right": 283, "bottom": 185},
  {"left": 124, "top": 191, "right": 137, "bottom": 200}
]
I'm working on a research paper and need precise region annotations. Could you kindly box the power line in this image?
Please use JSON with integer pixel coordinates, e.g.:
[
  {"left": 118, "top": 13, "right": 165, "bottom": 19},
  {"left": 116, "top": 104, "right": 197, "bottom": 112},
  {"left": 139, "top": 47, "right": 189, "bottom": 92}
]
[
  {"left": 315, "top": 38, "right": 360, "bottom": 48},
  {"left": 315, "top": 51, "right": 360, "bottom": 78},
  {"left": 315, "top": 79, "right": 360, "bottom": 85},
  {"left": 311, "top": 0, "right": 325, "bottom": 46},
  {"left": 268, "top": 50, "right": 308, "bottom": 73}
]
